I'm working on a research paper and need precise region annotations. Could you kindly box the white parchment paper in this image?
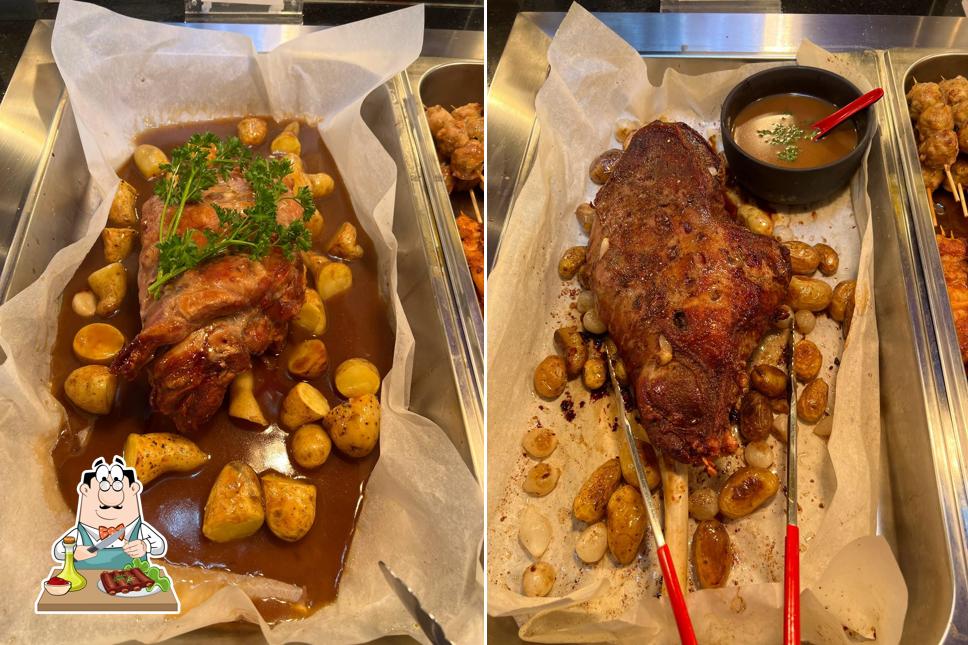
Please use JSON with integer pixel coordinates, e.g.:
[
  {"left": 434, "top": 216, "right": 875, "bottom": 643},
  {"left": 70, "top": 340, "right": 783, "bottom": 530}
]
[
  {"left": 487, "top": 5, "right": 906, "bottom": 643},
  {"left": 0, "top": 2, "right": 483, "bottom": 643}
]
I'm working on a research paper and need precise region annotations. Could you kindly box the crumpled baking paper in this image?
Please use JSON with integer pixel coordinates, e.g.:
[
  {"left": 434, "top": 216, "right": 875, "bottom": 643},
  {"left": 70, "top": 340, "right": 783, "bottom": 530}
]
[
  {"left": 0, "top": 1, "right": 483, "bottom": 643},
  {"left": 486, "top": 5, "right": 906, "bottom": 643}
]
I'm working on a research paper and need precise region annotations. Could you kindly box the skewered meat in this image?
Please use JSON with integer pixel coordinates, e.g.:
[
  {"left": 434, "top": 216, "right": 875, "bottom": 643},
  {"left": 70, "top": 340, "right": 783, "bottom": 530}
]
[
  {"left": 941, "top": 76, "right": 968, "bottom": 105},
  {"left": 959, "top": 128, "right": 968, "bottom": 155},
  {"left": 952, "top": 100, "right": 968, "bottom": 129},
  {"left": 587, "top": 121, "right": 791, "bottom": 465},
  {"left": 937, "top": 234, "right": 968, "bottom": 363},
  {"left": 465, "top": 115, "right": 484, "bottom": 142},
  {"left": 436, "top": 123, "right": 470, "bottom": 157},
  {"left": 452, "top": 102, "right": 482, "bottom": 121},
  {"left": 440, "top": 161, "right": 456, "bottom": 194},
  {"left": 919, "top": 129, "right": 959, "bottom": 169},
  {"left": 950, "top": 160, "right": 968, "bottom": 189},
  {"left": 918, "top": 102, "right": 953, "bottom": 133},
  {"left": 112, "top": 173, "right": 306, "bottom": 432},
  {"left": 924, "top": 167, "right": 944, "bottom": 192},
  {"left": 456, "top": 214, "right": 484, "bottom": 303},
  {"left": 452, "top": 140, "right": 484, "bottom": 181},
  {"left": 426, "top": 105, "right": 455, "bottom": 136},
  {"left": 907, "top": 82, "right": 944, "bottom": 121}
]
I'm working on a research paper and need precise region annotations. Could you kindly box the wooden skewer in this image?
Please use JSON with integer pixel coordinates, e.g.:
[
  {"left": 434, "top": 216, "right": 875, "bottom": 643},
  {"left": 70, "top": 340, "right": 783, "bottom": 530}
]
[
  {"left": 946, "top": 164, "right": 960, "bottom": 202},
  {"left": 928, "top": 187, "right": 939, "bottom": 227},
  {"left": 468, "top": 189, "right": 482, "bottom": 224},
  {"left": 960, "top": 182, "right": 968, "bottom": 218},
  {"left": 940, "top": 223, "right": 946, "bottom": 236}
]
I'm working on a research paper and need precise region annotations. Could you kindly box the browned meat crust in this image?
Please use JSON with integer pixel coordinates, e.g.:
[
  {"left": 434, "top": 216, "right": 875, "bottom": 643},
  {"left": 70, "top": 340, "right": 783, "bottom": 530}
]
[
  {"left": 937, "top": 234, "right": 968, "bottom": 363},
  {"left": 588, "top": 121, "right": 791, "bottom": 465}
]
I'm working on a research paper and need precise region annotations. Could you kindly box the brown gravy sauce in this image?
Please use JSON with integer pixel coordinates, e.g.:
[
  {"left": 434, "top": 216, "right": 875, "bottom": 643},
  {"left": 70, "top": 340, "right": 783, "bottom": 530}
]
[{"left": 49, "top": 118, "right": 394, "bottom": 623}]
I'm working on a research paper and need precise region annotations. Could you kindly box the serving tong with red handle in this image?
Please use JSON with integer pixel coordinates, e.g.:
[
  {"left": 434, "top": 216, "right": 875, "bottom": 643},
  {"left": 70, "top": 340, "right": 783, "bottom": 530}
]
[{"left": 783, "top": 329, "right": 800, "bottom": 645}]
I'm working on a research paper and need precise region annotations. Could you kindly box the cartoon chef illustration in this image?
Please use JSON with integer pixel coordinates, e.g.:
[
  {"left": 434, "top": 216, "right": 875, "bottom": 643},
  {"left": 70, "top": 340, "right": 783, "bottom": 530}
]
[{"left": 52, "top": 456, "right": 167, "bottom": 569}]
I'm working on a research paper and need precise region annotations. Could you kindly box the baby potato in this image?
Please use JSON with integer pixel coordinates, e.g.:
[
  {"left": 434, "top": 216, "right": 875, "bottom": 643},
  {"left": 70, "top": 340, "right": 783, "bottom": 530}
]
[
  {"left": 788, "top": 276, "right": 833, "bottom": 312},
  {"left": 202, "top": 461, "right": 265, "bottom": 543},
  {"left": 740, "top": 390, "right": 773, "bottom": 442},
  {"left": 334, "top": 358, "right": 381, "bottom": 398},
  {"left": 325, "top": 222, "right": 364, "bottom": 261},
  {"left": 291, "top": 423, "right": 332, "bottom": 469},
  {"left": 293, "top": 289, "right": 327, "bottom": 337},
  {"left": 750, "top": 364, "right": 788, "bottom": 398},
  {"left": 307, "top": 210, "right": 325, "bottom": 242},
  {"left": 573, "top": 458, "right": 622, "bottom": 523},
  {"left": 133, "top": 144, "right": 168, "bottom": 180},
  {"left": 829, "top": 280, "right": 856, "bottom": 323},
  {"left": 261, "top": 471, "right": 317, "bottom": 542},
  {"left": 101, "top": 228, "right": 137, "bottom": 263},
  {"left": 519, "top": 506, "right": 552, "bottom": 559},
  {"left": 281, "top": 382, "right": 331, "bottom": 430},
  {"left": 814, "top": 243, "right": 839, "bottom": 276},
  {"left": 693, "top": 519, "right": 733, "bottom": 589},
  {"left": 783, "top": 241, "right": 820, "bottom": 275},
  {"left": 123, "top": 432, "right": 209, "bottom": 485},
  {"left": 575, "top": 522, "right": 608, "bottom": 564},
  {"left": 718, "top": 467, "right": 780, "bottom": 519},
  {"left": 316, "top": 262, "right": 353, "bottom": 301},
  {"left": 793, "top": 339, "right": 822, "bottom": 383},
  {"left": 618, "top": 439, "right": 660, "bottom": 491},
  {"left": 229, "top": 370, "right": 268, "bottom": 425},
  {"left": 558, "top": 246, "right": 587, "bottom": 280},
  {"left": 738, "top": 204, "right": 773, "bottom": 236},
  {"left": 797, "top": 378, "right": 829, "bottom": 424},
  {"left": 287, "top": 339, "right": 329, "bottom": 380},
  {"left": 64, "top": 365, "right": 117, "bottom": 415},
  {"left": 522, "top": 561, "right": 556, "bottom": 597},
  {"left": 108, "top": 180, "right": 139, "bottom": 227},
  {"left": 271, "top": 131, "right": 301, "bottom": 155},
  {"left": 523, "top": 462, "right": 561, "bottom": 497},
  {"left": 582, "top": 357, "right": 606, "bottom": 390},
  {"left": 237, "top": 116, "right": 268, "bottom": 146},
  {"left": 87, "top": 262, "right": 127, "bottom": 316},
  {"left": 73, "top": 323, "right": 125, "bottom": 365},
  {"left": 325, "top": 394, "right": 380, "bottom": 458},
  {"left": 606, "top": 485, "right": 647, "bottom": 565},
  {"left": 522, "top": 427, "right": 558, "bottom": 459},
  {"left": 589, "top": 149, "right": 623, "bottom": 184},
  {"left": 533, "top": 355, "right": 567, "bottom": 399},
  {"left": 688, "top": 487, "right": 719, "bottom": 521},
  {"left": 575, "top": 202, "right": 596, "bottom": 233},
  {"left": 554, "top": 326, "right": 587, "bottom": 377},
  {"left": 308, "top": 173, "right": 335, "bottom": 198},
  {"left": 72, "top": 291, "right": 97, "bottom": 318}
]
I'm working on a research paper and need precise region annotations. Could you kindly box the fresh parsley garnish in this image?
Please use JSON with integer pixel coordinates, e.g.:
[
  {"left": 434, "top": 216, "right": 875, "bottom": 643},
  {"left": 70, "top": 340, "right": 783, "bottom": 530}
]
[{"left": 146, "top": 132, "right": 314, "bottom": 297}]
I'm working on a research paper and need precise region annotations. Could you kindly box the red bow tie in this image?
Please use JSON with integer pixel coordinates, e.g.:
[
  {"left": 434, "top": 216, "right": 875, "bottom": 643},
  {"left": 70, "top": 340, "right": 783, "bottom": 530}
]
[{"left": 98, "top": 524, "right": 125, "bottom": 540}]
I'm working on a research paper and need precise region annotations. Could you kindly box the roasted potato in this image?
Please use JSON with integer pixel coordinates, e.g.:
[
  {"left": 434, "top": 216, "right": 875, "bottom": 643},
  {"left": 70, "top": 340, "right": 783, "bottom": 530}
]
[
  {"left": 740, "top": 390, "right": 773, "bottom": 442},
  {"left": 307, "top": 209, "right": 325, "bottom": 242},
  {"left": 72, "top": 323, "right": 125, "bottom": 365},
  {"left": 558, "top": 246, "right": 587, "bottom": 280},
  {"left": 326, "top": 222, "right": 364, "bottom": 261},
  {"left": 590, "top": 149, "right": 623, "bottom": 184},
  {"left": 123, "top": 432, "right": 209, "bottom": 485},
  {"left": 307, "top": 173, "right": 335, "bottom": 198},
  {"left": 325, "top": 394, "right": 380, "bottom": 458},
  {"left": 788, "top": 276, "right": 833, "bottom": 312},
  {"left": 693, "top": 519, "right": 732, "bottom": 588},
  {"left": 108, "top": 181, "right": 139, "bottom": 227},
  {"left": 575, "top": 522, "right": 608, "bottom": 563},
  {"left": 334, "top": 358, "right": 381, "bottom": 398},
  {"left": 523, "top": 462, "right": 561, "bottom": 496},
  {"left": 814, "top": 243, "right": 839, "bottom": 276},
  {"left": 582, "top": 357, "right": 606, "bottom": 390},
  {"left": 688, "top": 487, "right": 719, "bottom": 521},
  {"left": 293, "top": 289, "right": 327, "bottom": 337},
  {"left": 72, "top": 291, "right": 97, "bottom": 318},
  {"left": 606, "top": 485, "right": 647, "bottom": 564},
  {"left": 290, "top": 423, "right": 332, "bottom": 469},
  {"left": 237, "top": 117, "right": 268, "bottom": 146},
  {"left": 101, "top": 227, "right": 137, "bottom": 263},
  {"left": 280, "top": 382, "right": 331, "bottom": 430},
  {"left": 261, "top": 471, "right": 317, "bottom": 542},
  {"left": 739, "top": 204, "right": 773, "bottom": 236},
  {"left": 575, "top": 203, "right": 595, "bottom": 233},
  {"left": 573, "top": 458, "right": 622, "bottom": 523},
  {"left": 302, "top": 251, "right": 331, "bottom": 278},
  {"left": 783, "top": 241, "right": 820, "bottom": 275},
  {"left": 87, "top": 262, "right": 127, "bottom": 317},
  {"left": 533, "top": 355, "right": 567, "bottom": 399},
  {"left": 316, "top": 262, "right": 353, "bottom": 300},
  {"left": 618, "top": 439, "right": 660, "bottom": 491},
  {"left": 229, "top": 370, "right": 268, "bottom": 425},
  {"left": 522, "top": 427, "right": 557, "bottom": 459},
  {"left": 750, "top": 364, "right": 788, "bottom": 398},
  {"left": 270, "top": 128, "right": 301, "bottom": 155},
  {"left": 797, "top": 378, "right": 829, "bottom": 424},
  {"left": 287, "top": 339, "right": 329, "bottom": 380},
  {"left": 522, "top": 561, "right": 556, "bottom": 597},
  {"left": 554, "top": 326, "right": 587, "bottom": 377},
  {"left": 133, "top": 145, "right": 168, "bottom": 180},
  {"left": 64, "top": 365, "right": 117, "bottom": 415},
  {"left": 794, "top": 309, "right": 816, "bottom": 334},
  {"left": 202, "top": 461, "right": 265, "bottom": 543},
  {"left": 718, "top": 467, "right": 780, "bottom": 519},
  {"left": 829, "top": 280, "right": 856, "bottom": 323},
  {"left": 793, "top": 339, "right": 822, "bottom": 383},
  {"left": 519, "top": 506, "right": 552, "bottom": 558}
]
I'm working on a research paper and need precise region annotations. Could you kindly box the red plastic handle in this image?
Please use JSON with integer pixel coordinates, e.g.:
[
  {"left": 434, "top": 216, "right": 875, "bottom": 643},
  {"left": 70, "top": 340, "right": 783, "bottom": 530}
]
[
  {"left": 784, "top": 525, "right": 801, "bottom": 645},
  {"left": 656, "top": 544, "right": 698, "bottom": 645},
  {"left": 810, "top": 87, "right": 884, "bottom": 139}
]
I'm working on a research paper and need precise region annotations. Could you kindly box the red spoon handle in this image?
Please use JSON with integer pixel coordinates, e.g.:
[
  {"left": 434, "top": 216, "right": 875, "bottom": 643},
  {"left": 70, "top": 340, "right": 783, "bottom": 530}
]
[
  {"left": 811, "top": 87, "right": 884, "bottom": 139},
  {"left": 783, "top": 524, "right": 801, "bottom": 645},
  {"left": 656, "top": 544, "right": 698, "bottom": 645}
]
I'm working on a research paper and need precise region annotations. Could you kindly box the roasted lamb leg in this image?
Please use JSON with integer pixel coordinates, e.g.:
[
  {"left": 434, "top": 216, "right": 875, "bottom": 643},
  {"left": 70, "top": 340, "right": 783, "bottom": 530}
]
[{"left": 587, "top": 121, "right": 791, "bottom": 466}]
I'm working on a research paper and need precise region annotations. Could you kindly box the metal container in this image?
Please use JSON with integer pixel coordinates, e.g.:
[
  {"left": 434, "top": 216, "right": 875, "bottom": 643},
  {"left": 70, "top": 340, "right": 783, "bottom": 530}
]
[{"left": 488, "top": 13, "right": 968, "bottom": 642}]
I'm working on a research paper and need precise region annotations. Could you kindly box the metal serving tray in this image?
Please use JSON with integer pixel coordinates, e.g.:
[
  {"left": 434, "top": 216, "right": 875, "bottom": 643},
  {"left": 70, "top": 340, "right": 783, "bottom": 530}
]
[{"left": 487, "top": 12, "right": 968, "bottom": 644}]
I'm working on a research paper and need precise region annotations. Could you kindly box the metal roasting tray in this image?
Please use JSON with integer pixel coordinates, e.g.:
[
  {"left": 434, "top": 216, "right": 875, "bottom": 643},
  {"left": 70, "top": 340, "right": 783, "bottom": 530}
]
[
  {"left": 487, "top": 12, "right": 968, "bottom": 644},
  {"left": 0, "top": 19, "right": 483, "bottom": 643}
]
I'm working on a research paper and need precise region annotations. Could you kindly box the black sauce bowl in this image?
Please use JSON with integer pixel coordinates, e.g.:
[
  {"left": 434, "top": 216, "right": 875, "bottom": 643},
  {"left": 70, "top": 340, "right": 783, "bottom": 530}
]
[{"left": 720, "top": 65, "right": 876, "bottom": 205}]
